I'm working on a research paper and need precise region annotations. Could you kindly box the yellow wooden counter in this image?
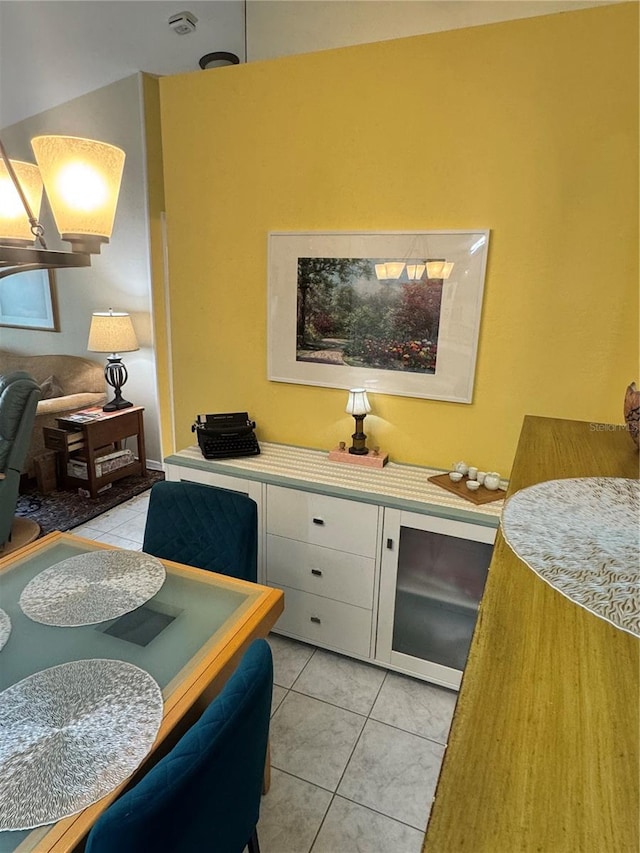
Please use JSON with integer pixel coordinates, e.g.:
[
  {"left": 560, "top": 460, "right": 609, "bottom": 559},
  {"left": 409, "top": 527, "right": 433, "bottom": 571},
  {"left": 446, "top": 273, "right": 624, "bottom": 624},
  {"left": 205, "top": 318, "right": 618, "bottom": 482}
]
[{"left": 423, "top": 415, "right": 639, "bottom": 852}]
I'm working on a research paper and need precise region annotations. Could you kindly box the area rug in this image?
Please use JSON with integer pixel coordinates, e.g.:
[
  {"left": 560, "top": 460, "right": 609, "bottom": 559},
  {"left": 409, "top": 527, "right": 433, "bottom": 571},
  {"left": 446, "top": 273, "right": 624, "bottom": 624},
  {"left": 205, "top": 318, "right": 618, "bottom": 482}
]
[{"left": 15, "top": 470, "right": 165, "bottom": 537}]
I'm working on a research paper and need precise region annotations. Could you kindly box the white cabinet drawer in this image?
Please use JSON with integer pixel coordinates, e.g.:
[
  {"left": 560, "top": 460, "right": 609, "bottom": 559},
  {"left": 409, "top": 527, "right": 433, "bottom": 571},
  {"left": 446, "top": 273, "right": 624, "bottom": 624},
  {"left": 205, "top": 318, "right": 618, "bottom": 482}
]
[
  {"left": 266, "top": 485, "right": 378, "bottom": 557},
  {"left": 165, "top": 465, "right": 249, "bottom": 494},
  {"left": 273, "top": 585, "right": 372, "bottom": 657},
  {"left": 266, "top": 535, "right": 374, "bottom": 608}
]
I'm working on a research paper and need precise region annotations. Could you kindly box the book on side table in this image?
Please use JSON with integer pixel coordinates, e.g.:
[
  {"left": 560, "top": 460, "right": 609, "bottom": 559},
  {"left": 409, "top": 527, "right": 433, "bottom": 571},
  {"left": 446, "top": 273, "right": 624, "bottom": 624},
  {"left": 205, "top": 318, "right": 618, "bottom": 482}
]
[{"left": 57, "top": 407, "right": 110, "bottom": 426}]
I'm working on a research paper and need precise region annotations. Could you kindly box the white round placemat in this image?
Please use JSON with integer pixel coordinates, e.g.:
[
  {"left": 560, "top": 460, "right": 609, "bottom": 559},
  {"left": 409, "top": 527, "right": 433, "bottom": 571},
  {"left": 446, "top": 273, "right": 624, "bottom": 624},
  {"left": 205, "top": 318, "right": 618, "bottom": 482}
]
[
  {"left": 0, "top": 608, "right": 11, "bottom": 651},
  {"left": 19, "top": 550, "right": 166, "bottom": 627},
  {"left": 0, "top": 658, "right": 163, "bottom": 831},
  {"left": 501, "top": 477, "right": 640, "bottom": 637}
]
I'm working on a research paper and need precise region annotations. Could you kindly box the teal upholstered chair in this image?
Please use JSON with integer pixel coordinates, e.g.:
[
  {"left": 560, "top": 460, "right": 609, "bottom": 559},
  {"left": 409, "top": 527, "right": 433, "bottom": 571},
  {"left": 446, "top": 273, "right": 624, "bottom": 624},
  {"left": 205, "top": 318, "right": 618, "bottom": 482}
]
[
  {"left": 142, "top": 480, "right": 258, "bottom": 582},
  {"left": 0, "top": 371, "right": 41, "bottom": 548},
  {"left": 85, "top": 638, "right": 273, "bottom": 853}
]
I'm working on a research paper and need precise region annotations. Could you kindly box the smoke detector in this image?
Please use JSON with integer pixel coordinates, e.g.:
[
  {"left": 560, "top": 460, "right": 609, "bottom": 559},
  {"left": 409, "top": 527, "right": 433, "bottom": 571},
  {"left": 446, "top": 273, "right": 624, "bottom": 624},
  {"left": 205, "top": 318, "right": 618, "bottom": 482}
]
[{"left": 169, "top": 11, "right": 198, "bottom": 34}]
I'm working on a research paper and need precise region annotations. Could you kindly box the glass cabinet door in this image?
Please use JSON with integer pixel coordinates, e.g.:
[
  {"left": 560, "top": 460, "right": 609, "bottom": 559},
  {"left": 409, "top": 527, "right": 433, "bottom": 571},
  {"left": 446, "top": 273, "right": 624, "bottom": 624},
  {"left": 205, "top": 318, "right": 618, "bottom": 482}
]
[
  {"left": 393, "top": 525, "right": 493, "bottom": 672},
  {"left": 377, "top": 509, "right": 497, "bottom": 688}
]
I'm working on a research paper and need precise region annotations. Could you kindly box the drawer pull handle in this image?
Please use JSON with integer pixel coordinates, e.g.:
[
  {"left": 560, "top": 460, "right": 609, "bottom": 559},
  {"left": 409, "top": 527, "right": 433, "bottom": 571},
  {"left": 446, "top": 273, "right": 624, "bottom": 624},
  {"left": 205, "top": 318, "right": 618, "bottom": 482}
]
[
  {"left": 310, "top": 616, "right": 321, "bottom": 624},
  {"left": 312, "top": 517, "right": 325, "bottom": 526},
  {"left": 311, "top": 569, "right": 323, "bottom": 577}
]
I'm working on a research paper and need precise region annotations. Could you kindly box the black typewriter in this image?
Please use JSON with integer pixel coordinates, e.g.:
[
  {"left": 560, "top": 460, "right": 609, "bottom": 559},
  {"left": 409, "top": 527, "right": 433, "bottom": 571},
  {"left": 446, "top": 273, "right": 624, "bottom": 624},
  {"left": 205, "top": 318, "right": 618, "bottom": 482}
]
[{"left": 192, "top": 412, "right": 260, "bottom": 460}]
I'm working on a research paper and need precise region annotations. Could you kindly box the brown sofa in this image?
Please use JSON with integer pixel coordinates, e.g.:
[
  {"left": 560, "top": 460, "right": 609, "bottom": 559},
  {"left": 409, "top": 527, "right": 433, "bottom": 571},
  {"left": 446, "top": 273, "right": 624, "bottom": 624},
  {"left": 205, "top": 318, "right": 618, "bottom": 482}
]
[{"left": 0, "top": 350, "right": 107, "bottom": 476}]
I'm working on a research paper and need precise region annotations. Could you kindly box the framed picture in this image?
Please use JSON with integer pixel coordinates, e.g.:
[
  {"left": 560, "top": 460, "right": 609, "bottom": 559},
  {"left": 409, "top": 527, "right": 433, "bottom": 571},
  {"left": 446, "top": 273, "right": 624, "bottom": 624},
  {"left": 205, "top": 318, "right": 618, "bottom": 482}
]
[
  {"left": 0, "top": 268, "right": 60, "bottom": 331},
  {"left": 268, "top": 230, "right": 490, "bottom": 403}
]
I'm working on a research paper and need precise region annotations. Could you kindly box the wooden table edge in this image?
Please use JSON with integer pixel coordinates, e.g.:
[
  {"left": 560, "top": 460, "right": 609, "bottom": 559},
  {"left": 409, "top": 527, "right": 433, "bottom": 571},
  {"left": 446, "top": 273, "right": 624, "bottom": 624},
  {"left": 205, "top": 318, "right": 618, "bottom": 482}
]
[{"left": 422, "top": 415, "right": 640, "bottom": 850}]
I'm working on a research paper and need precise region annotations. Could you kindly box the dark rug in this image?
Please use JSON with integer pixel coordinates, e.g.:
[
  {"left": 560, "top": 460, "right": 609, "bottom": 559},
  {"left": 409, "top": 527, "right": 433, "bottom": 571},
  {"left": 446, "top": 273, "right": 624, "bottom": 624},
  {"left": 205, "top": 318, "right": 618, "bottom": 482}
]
[{"left": 16, "top": 470, "right": 165, "bottom": 537}]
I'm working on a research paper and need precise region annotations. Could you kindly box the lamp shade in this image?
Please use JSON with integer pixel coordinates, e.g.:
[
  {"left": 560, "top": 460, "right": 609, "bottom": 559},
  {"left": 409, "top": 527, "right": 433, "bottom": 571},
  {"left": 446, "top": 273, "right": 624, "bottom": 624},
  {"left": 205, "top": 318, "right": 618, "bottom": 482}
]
[
  {"left": 87, "top": 311, "right": 138, "bottom": 354},
  {"left": 345, "top": 388, "right": 371, "bottom": 416},
  {"left": 385, "top": 262, "right": 405, "bottom": 280},
  {"left": 0, "top": 159, "right": 43, "bottom": 244},
  {"left": 30, "top": 135, "right": 125, "bottom": 253},
  {"left": 375, "top": 263, "right": 388, "bottom": 280},
  {"left": 406, "top": 263, "right": 426, "bottom": 280},
  {"left": 426, "top": 259, "right": 454, "bottom": 280}
]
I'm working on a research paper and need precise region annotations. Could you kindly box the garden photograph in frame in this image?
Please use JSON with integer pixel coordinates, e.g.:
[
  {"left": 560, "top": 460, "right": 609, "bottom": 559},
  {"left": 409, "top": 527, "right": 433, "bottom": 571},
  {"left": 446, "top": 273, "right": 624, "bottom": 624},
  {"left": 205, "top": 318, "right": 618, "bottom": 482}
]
[
  {"left": 268, "top": 231, "right": 490, "bottom": 402},
  {"left": 0, "top": 268, "right": 59, "bottom": 331}
]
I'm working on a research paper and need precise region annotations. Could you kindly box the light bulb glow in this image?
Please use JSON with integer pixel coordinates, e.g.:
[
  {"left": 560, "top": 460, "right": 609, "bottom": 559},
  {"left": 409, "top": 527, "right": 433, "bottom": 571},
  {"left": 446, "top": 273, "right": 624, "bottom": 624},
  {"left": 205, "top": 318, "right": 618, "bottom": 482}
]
[
  {"left": 57, "top": 163, "right": 108, "bottom": 212},
  {"left": 0, "top": 159, "right": 43, "bottom": 243},
  {"left": 0, "top": 175, "right": 25, "bottom": 217}
]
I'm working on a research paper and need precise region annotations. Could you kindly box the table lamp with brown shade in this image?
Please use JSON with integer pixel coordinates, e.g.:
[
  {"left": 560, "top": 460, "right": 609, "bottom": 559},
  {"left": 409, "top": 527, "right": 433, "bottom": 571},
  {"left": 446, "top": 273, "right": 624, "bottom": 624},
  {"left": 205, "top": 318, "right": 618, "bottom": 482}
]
[{"left": 87, "top": 309, "right": 139, "bottom": 411}]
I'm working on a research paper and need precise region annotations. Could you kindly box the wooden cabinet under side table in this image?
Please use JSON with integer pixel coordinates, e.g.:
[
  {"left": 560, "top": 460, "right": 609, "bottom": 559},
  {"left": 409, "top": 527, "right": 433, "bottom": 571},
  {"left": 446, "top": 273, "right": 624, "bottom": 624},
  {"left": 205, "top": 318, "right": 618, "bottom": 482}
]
[{"left": 44, "top": 406, "right": 146, "bottom": 498}]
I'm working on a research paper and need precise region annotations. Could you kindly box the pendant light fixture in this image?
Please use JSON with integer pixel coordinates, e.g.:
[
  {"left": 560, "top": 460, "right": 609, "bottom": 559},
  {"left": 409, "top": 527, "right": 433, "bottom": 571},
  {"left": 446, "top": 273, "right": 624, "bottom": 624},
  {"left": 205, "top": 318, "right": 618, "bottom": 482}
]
[
  {"left": 0, "top": 134, "right": 125, "bottom": 279},
  {"left": 375, "top": 259, "right": 454, "bottom": 282}
]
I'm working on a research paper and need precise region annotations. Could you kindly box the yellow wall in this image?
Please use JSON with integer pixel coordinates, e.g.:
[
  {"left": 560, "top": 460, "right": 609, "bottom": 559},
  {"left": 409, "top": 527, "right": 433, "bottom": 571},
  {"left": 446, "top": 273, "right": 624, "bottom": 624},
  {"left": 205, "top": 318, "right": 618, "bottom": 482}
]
[{"left": 158, "top": 3, "right": 638, "bottom": 475}]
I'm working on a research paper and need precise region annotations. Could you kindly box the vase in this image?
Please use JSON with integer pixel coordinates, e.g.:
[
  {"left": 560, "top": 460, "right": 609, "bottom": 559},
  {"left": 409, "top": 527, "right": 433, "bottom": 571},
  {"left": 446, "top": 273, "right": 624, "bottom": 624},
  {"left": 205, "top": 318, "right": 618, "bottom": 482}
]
[{"left": 624, "top": 382, "right": 640, "bottom": 450}]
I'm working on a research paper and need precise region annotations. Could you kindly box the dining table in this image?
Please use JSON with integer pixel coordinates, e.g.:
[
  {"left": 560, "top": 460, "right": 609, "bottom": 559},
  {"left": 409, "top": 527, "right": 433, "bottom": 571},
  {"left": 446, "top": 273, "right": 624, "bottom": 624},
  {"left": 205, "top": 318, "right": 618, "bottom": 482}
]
[{"left": 0, "top": 531, "right": 284, "bottom": 853}]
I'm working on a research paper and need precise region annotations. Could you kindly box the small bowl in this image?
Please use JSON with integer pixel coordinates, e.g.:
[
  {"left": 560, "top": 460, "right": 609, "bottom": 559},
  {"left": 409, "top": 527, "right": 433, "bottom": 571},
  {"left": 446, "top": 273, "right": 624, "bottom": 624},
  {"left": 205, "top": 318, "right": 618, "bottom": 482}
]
[
  {"left": 466, "top": 480, "right": 480, "bottom": 491},
  {"left": 449, "top": 471, "right": 463, "bottom": 482}
]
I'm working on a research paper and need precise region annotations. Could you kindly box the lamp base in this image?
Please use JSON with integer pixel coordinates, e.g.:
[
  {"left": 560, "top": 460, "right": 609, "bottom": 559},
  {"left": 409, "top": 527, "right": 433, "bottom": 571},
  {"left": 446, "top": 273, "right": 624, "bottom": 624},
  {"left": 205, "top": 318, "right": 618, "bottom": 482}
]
[
  {"left": 103, "top": 356, "right": 133, "bottom": 412},
  {"left": 103, "top": 396, "right": 133, "bottom": 412},
  {"left": 328, "top": 446, "right": 389, "bottom": 468}
]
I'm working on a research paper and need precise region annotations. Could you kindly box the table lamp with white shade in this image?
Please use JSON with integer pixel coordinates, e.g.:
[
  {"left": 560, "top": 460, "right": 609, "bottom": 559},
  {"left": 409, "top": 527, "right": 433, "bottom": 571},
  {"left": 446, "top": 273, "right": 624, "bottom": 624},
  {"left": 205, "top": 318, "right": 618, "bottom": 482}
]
[
  {"left": 345, "top": 388, "right": 371, "bottom": 455},
  {"left": 87, "top": 309, "right": 139, "bottom": 411},
  {"left": 328, "top": 388, "right": 388, "bottom": 468}
]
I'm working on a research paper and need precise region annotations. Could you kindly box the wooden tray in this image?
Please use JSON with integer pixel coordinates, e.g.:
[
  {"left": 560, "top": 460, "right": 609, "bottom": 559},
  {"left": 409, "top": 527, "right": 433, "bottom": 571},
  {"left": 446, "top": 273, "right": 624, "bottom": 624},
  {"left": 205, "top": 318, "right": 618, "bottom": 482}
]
[{"left": 428, "top": 473, "right": 505, "bottom": 505}]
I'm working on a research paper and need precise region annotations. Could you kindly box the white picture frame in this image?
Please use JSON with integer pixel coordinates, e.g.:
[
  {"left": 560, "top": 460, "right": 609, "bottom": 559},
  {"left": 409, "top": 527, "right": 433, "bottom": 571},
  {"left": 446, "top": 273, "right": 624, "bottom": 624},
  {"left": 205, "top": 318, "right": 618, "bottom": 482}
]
[
  {"left": 0, "top": 268, "right": 60, "bottom": 331},
  {"left": 268, "top": 230, "right": 490, "bottom": 403}
]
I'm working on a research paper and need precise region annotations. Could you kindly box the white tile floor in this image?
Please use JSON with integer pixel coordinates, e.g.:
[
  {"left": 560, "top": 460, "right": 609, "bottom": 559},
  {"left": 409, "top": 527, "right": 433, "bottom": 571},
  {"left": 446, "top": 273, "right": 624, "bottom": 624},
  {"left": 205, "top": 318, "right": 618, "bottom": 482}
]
[{"left": 73, "top": 490, "right": 457, "bottom": 853}]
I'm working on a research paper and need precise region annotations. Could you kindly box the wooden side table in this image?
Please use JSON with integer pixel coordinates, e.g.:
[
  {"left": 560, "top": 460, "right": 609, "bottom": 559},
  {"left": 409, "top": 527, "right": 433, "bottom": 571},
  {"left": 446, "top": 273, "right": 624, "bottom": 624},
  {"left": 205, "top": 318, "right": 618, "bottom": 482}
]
[{"left": 44, "top": 407, "right": 146, "bottom": 498}]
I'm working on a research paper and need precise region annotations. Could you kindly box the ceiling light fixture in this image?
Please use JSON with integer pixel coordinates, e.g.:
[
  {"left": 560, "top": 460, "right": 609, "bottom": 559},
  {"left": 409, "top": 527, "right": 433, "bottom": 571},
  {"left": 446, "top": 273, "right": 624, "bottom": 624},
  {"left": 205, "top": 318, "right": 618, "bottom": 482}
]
[
  {"left": 199, "top": 51, "right": 240, "bottom": 69},
  {"left": 0, "top": 135, "right": 125, "bottom": 279}
]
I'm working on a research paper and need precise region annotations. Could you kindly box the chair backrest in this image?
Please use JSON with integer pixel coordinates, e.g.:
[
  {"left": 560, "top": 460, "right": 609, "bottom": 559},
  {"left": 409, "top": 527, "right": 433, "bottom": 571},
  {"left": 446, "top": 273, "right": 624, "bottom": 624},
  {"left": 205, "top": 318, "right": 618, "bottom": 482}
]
[
  {"left": 0, "top": 371, "right": 41, "bottom": 472},
  {"left": 142, "top": 480, "right": 258, "bottom": 582},
  {"left": 0, "top": 371, "right": 41, "bottom": 546},
  {"left": 85, "top": 638, "right": 273, "bottom": 853}
]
